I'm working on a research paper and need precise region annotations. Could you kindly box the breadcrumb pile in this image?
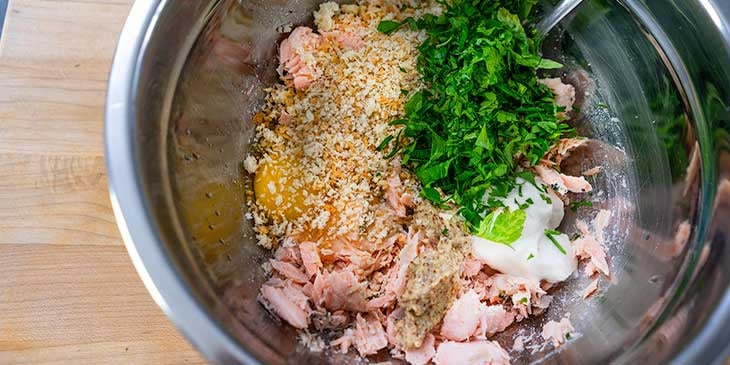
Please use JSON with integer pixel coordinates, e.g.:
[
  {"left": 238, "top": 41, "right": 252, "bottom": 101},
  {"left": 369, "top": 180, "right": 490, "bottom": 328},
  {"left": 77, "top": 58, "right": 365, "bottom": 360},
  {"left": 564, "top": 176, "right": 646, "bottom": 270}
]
[{"left": 248, "top": 1, "right": 430, "bottom": 248}]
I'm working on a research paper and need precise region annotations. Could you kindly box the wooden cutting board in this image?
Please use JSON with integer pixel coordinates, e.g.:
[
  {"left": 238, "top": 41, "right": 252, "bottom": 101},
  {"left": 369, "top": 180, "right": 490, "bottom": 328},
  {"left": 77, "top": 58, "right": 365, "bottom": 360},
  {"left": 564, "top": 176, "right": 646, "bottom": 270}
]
[{"left": 0, "top": 0, "right": 205, "bottom": 363}]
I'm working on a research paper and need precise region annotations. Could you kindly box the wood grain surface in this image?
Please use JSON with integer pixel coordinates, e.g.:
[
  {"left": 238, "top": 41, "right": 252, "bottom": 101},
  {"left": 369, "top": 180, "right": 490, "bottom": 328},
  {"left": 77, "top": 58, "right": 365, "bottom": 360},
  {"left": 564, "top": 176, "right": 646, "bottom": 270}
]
[{"left": 0, "top": 0, "right": 205, "bottom": 363}]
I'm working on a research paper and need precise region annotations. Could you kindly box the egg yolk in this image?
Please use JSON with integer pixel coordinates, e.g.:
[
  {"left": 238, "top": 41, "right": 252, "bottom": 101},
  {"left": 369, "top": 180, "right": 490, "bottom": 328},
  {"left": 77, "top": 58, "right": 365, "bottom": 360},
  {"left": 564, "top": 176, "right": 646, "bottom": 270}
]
[{"left": 253, "top": 157, "right": 314, "bottom": 221}]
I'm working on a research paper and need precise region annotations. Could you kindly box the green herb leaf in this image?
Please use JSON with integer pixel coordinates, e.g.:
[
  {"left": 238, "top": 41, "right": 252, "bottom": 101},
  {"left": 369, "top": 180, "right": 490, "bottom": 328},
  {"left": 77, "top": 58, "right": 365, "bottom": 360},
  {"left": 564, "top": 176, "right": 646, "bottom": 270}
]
[
  {"left": 403, "top": 91, "right": 424, "bottom": 115},
  {"left": 388, "top": 118, "right": 408, "bottom": 126},
  {"left": 416, "top": 160, "right": 451, "bottom": 185},
  {"left": 569, "top": 199, "right": 593, "bottom": 212},
  {"left": 477, "top": 208, "right": 526, "bottom": 245},
  {"left": 377, "top": 20, "right": 402, "bottom": 35},
  {"left": 527, "top": 253, "right": 535, "bottom": 260},
  {"left": 537, "top": 58, "right": 564, "bottom": 69},
  {"left": 421, "top": 186, "right": 444, "bottom": 204},
  {"left": 544, "top": 229, "right": 567, "bottom": 254},
  {"left": 376, "top": 135, "right": 395, "bottom": 151},
  {"left": 476, "top": 125, "right": 491, "bottom": 149}
]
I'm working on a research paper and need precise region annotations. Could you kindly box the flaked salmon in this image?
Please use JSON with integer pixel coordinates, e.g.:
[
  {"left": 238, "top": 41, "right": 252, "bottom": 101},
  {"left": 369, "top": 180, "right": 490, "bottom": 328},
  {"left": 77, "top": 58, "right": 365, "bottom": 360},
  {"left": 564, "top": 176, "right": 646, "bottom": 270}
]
[
  {"left": 405, "top": 333, "right": 436, "bottom": 365},
  {"left": 433, "top": 340, "right": 510, "bottom": 365},
  {"left": 299, "top": 241, "right": 322, "bottom": 279},
  {"left": 259, "top": 281, "right": 311, "bottom": 329},
  {"left": 332, "top": 312, "right": 388, "bottom": 356},
  {"left": 535, "top": 165, "right": 592, "bottom": 195},
  {"left": 278, "top": 27, "right": 322, "bottom": 90},
  {"left": 311, "top": 268, "right": 369, "bottom": 312},
  {"left": 440, "top": 289, "right": 484, "bottom": 341},
  {"left": 542, "top": 317, "right": 575, "bottom": 348}
]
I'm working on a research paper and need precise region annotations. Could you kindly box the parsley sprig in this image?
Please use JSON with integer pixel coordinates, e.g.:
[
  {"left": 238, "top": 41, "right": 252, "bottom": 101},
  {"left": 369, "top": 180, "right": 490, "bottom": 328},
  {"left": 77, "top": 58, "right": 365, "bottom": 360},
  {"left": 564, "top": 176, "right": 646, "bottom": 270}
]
[{"left": 380, "top": 0, "right": 573, "bottom": 231}]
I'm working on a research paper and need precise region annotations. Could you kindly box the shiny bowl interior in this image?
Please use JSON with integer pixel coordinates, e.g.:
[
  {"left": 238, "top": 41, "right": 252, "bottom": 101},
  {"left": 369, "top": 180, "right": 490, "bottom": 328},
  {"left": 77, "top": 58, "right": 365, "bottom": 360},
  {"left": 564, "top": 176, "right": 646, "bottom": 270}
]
[{"left": 105, "top": 0, "right": 730, "bottom": 364}]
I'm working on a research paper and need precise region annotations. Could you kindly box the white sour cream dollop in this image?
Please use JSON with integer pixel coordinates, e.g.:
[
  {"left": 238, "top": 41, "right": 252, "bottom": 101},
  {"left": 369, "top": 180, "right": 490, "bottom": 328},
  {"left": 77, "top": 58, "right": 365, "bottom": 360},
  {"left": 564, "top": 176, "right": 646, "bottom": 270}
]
[{"left": 471, "top": 177, "right": 577, "bottom": 282}]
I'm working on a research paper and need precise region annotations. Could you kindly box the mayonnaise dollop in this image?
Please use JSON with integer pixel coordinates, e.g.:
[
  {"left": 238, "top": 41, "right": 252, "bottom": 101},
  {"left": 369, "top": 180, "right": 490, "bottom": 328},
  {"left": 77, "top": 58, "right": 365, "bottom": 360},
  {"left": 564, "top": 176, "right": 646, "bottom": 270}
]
[{"left": 471, "top": 177, "right": 577, "bottom": 282}]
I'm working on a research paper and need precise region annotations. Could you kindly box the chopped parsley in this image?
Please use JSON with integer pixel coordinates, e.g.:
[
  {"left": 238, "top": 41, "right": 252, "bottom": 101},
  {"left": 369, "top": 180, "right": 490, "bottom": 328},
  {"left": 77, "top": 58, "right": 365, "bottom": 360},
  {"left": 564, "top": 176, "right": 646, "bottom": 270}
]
[
  {"left": 544, "top": 229, "right": 567, "bottom": 254},
  {"left": 376, "top": 135, "right": 395, "bottom": 151},
  {"left": 527, "top": 253, "right": 535, "bottom": 260},
  {"left": 516, "top": 197, "right": 534, "bottom": 210},
  {"left": 569, "top": 199, "right": 593, "bottom": 212},
  {"left": 379, "top": 0, "right": 573, "bottom": 232},
  {"left": 376, "top": 20, "right": 402, "bottom": 35}
]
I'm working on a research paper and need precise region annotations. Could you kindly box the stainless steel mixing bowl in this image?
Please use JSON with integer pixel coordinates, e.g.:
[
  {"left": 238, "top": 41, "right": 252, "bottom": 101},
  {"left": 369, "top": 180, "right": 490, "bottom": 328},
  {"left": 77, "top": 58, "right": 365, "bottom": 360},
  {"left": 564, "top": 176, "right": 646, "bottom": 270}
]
[{"left": 105, "top": 0, "right": 730, "bottom": 363}]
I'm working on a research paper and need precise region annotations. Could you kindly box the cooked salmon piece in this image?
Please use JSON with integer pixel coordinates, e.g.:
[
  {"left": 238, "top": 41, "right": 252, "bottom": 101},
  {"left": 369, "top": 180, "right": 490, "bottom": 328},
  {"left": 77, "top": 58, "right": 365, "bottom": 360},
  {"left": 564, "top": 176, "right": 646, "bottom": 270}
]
[
  {"left": 332, "top": 312, "right": 388, "bottom": 356},
  {"left": 440, "top": 289, "right": 514, "bottom": 341},
  {"left": 433, "top": 340, "right": 510, "bottom": 365},
  {"left": 392, "top": 230, "right": 421, "bottom": 293},
  {"left": 475, "top": 274, "right": 551, "bottom": 319},
  {"left": 462, "top": 256, "right": 484, "bottom": 277},
  {"left": 405, "top": 333, "right": 436, "bottom": 365},
  {"left": 260, "top": 282, "right": 311, "bottom": 329},
  {"left": 573, "top": 234, "right": 610, "bottom": 277},
  {"left": 543, "top": 138, "right": 588, "bottom": 166},
  {"left": 385, "top": 308, "right": 401, "bottom": 347},
  {"left": 368, "top": 230, "right": 421, "bottom": 308},
  {"left": 477, "top": 305, "right": 515, "bottom": 338},
  {"left": 535, "top": 165, "right": 592, "bottom": 194},
  {"left": 542, "top": 317, "right": 575, "bottom": 348},
  {"left": 539, "top": 78, "right": 576, "bottom": 112},
  {"left": 387, "top": 174, "right": 415, "bottom": 218},
  {"left": 385, "top": 157, "right": 415, "bottom": 218},
  {"left": 329, "top": 239, "right": 376, "bottom": 276},
  {"left": 269, "top": 259, "right": 309, "bottom": 284},
  {"left": 279, "top": 27, "right": 322, "bottom": 90},
  {"left": 274, "top": 238, "right": 302, "bottom": 265},
  {"left": 573, "top": 210, "right": 612, "bottom": 278},
  {"left": 483, "top": 274, "right": 546, "bottom": 306},
  {"left": 352, "top": 312, "right": 389, "bottom": 356},
  {"left": 441, "top": 289, "right": 484, "bottom": 341},
  {"left": 299, "top": 241, "right": 322, "bottom": 278},
  {"left": 337, "top": 32, "right": 365, "bottom": 51},
  {"left": 583, "top": 279, "right": 599, "bottom": 298},
  {"left": 311, "top": 269, "right": 368, "bottom": 312}
]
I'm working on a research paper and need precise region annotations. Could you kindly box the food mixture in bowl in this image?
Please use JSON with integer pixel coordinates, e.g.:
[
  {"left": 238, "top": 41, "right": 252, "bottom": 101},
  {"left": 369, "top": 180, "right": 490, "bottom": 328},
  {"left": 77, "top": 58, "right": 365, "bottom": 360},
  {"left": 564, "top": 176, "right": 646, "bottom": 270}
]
[{"left": 245, "top": 1, "right": 612, "bottom": 363}]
